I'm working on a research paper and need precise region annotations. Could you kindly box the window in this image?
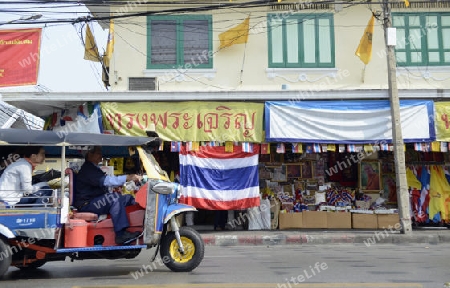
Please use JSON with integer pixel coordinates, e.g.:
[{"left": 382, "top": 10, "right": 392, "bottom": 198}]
[
  {"left": 147, "top": 15, "right": 213, "bottom": 69},
  {"left": 393, "top": 13, "right": 450, "bottom": 66},
  {"left": 268, "top": 13, "right": 335, "bottom": 68}
]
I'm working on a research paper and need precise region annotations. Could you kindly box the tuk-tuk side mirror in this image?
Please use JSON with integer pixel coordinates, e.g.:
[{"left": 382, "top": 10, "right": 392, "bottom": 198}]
[{"left": 151, "top": 182, "right": 174, "bottom": 195}]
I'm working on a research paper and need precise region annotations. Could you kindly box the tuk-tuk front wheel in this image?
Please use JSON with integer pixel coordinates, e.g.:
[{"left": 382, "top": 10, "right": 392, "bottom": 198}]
[
  {"left": 0, "top": 237, "right": 12, "bottom": 278},
  {"left": 160, "top": 226, "right": 204, "bottom": 272}
]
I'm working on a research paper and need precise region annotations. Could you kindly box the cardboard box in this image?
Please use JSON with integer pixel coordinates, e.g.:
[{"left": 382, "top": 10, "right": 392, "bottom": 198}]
[
  {"left": 377, "top": 214, "right": 400, "bottom": 229},
  {"left": 302, "top": 211, "right": 327, "bottom": 228},
  {"left": 327, "top": 212, "right": 352, "bottom": 229},
  {"left": 278, "top": 212, "right": 303, "bottom": 229},
  {"left": 352, "top": 213, "right": 378, "bottom": 229}
]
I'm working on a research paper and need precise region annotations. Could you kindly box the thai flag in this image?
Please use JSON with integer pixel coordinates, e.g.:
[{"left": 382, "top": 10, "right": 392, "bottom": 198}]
[
  {"left": 381, "top": 143, "right": 390, "bottom": 151},
  {"left": 313, "top": 143, "right": 321, "bottom": 153},
  {"left": 179, "top": 145, "right": 261, "bottom": 210},
  {"left": 242, "top": 142, "right": 254, "bottom": 153},
  {"left": 347, "top": 144, "right": 356, "bottom": 153}
]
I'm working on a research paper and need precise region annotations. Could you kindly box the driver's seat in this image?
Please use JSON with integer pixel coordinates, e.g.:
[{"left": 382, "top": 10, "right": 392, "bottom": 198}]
[{"left": 65, "top": 168, "right": 99, "bottom": 222}]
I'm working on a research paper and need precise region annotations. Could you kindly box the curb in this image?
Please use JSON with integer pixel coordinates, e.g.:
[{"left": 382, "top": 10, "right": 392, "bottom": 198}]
[{"left": 200, "top": 232, "right": 450, "bottom": 246}]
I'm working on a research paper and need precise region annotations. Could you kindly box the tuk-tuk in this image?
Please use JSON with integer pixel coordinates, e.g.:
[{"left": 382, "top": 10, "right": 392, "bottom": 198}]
[{"left": 0, "top": 128, "right": 204, "bottom": 278}]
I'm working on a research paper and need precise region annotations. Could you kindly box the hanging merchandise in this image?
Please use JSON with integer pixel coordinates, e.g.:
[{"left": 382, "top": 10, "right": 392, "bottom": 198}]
[{"left": 338, "top": 145, "right": 345, "bottom": 153}]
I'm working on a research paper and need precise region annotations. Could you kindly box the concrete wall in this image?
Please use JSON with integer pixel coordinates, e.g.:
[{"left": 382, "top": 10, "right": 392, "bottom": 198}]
[{"left": 108, "top": 2, "right": 450, "bottom": 93}]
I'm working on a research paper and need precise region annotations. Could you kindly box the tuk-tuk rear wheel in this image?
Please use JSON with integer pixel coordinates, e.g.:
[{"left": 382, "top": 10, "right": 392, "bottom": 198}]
[
  {"left": 160, "top": 226, "right": 204, "bottom": 272},
  {"left": 0, "top": 237, "right": 12, "bottom": 278}
]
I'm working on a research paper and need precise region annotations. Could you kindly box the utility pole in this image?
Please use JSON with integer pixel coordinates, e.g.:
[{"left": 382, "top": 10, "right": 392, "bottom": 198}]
[{"left": 382, "top": 0, "right": 412, "bottom": 234}]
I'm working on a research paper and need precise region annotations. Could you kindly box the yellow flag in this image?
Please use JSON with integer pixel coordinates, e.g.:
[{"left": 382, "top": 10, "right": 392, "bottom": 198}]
[
  {"left": 355, "top": 15, "right": 375, "bottom": 65},
  {"left": 84, "top": 24, "right": 101, "bottom": 62},
  {"left": 104, "top": 20, "right": 114, "bottom": 67},
  {"left": 327, "top": 144, "right": 336, "bottom": 152},
  {"left": 404, "top": 0, "right": 410, "bottom": 7},
  {"left": 431, "top": 141, "right": 441, "bottom": 152},
  {"left": 363, "top": 144, "right": 373, "bottom": 153},
  {"left": 225, "top": 141, "right": 234, "bottom": 153},
  {"left": 219, "top": 16, "right": 250, "bottom": 49},
  {"left": 406, "top": 168, "right": 421, "bottom": 190}
]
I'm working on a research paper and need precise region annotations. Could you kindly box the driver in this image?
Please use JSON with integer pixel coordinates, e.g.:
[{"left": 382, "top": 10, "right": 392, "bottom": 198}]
[{"left": 74, "top": 146, "right": 143, "bottom": 245}]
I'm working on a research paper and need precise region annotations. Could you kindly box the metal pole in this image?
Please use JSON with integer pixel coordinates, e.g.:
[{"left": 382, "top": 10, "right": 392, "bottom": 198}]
[{"left": 382, "top": 0, "right": 412, "bottom": 234}]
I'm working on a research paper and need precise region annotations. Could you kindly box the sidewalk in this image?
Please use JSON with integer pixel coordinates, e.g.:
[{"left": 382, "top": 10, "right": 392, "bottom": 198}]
[{"left": 196, "top": 226, "right": 450, "bottom": 246}]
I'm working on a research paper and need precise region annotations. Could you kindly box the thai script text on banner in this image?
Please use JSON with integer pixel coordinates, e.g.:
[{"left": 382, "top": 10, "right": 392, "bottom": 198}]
[{"left": 101, "top": 101, "right": 264, "bottom": 142}]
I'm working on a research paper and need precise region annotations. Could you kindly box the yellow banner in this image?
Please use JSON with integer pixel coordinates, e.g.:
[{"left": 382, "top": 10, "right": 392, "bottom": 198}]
[
  {"left": 434, "top": 102, "right": 450, "bottom": 141},
  {"left": 101, "top": 101, "right": 264, "bottom": 142}
]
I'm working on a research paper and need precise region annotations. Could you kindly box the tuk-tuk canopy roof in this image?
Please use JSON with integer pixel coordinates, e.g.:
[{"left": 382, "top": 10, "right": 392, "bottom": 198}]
[{"left": 0, "top": 128, "right": 158, "bottom": 147}]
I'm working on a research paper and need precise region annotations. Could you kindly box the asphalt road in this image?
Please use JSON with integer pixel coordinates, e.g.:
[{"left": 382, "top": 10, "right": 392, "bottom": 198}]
[{"left": 1, "top": 244, "right": 449, "bottom": 288}]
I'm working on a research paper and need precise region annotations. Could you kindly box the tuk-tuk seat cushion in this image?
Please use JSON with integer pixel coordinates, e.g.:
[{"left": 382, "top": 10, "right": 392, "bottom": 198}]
[{"left": 73, "top": 212, "right": 99, "bottom": 221}]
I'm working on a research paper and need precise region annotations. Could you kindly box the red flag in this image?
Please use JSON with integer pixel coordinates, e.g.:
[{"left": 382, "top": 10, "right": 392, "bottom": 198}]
[
  {"left": 261, "top": 143, "right": 270, "bottom": 154},
  {"left": 0, "top": 28, "right": 42, "bottom": 87}
]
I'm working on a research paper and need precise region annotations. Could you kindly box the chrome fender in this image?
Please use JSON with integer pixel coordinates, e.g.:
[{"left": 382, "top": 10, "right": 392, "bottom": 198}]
[
  {"left": 163, "top": 204, "right": 197, "bottom": 224},
  {"left": 0, "top": 223, "right": 15, "bottom": 239}
]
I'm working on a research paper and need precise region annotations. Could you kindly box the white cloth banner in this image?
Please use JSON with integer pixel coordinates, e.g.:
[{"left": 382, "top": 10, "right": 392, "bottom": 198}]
[{"left": 265, "top": 100, "right": 435, "bottom": 143}]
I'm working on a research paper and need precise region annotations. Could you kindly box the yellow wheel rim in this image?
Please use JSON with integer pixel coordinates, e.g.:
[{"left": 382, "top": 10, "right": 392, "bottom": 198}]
[{"left": 168, "top": 236, "right": 195, "bottom": 263}]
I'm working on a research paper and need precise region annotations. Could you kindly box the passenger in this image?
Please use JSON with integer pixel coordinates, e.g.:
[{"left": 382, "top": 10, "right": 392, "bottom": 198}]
[
  {"left": 0, "top": 146, "right": 52, "bottom": 206},
  {"left": 74, "top": 146, "right": 143, "bottom": 245}
]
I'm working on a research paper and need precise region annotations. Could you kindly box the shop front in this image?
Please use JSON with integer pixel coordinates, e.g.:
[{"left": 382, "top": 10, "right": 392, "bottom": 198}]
[
  {"left": 38, "top": 99, "right": 450, "bottom": 230},
  {"left": 262, "top": 100, "right": 441, "bottom": 230}
]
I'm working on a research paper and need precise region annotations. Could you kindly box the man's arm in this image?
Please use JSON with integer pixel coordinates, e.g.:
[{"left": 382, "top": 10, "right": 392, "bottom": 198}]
[{"left": 103, "top": 174, "right": 142, "bottom": 187}]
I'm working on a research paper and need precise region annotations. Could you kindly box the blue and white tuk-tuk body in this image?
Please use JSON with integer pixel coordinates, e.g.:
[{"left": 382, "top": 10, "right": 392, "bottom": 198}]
[{"left": 0, "top": 129, "right": 204, "bottom": 278}]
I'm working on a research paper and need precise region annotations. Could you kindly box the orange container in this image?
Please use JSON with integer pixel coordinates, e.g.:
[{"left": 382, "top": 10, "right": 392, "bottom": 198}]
[{"left": 65, "top": 219, "right": 88, "bottom": 248}]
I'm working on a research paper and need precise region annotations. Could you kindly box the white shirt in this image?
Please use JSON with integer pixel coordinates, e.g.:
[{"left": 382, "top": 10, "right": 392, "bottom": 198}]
[{"left": 0, "top": 158, "right": 39, "bottom": 205}]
